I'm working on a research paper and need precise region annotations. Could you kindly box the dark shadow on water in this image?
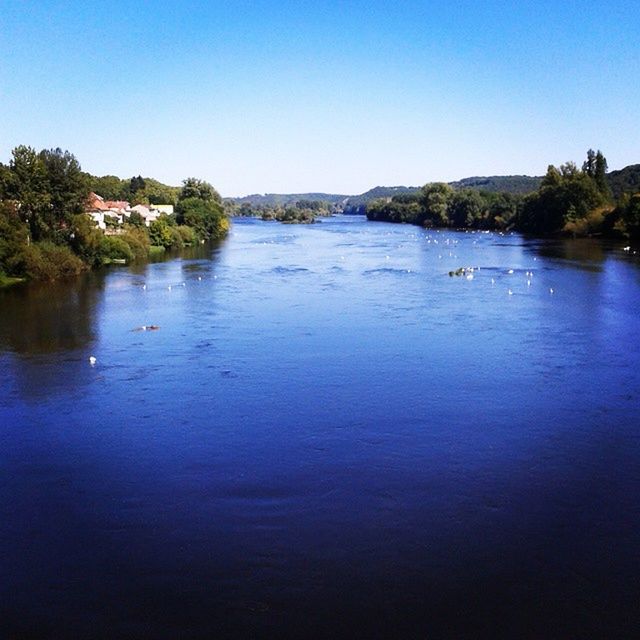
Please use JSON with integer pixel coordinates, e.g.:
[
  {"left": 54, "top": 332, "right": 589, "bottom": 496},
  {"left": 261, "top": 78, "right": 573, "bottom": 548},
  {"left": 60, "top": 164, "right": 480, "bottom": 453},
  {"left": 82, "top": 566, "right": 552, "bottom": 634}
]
[
  {"left": 524, "top": 236, "right": 623, "bottom": 270},
  {"left": 0, "top": 273, "right": 105, "bottom": 355}
]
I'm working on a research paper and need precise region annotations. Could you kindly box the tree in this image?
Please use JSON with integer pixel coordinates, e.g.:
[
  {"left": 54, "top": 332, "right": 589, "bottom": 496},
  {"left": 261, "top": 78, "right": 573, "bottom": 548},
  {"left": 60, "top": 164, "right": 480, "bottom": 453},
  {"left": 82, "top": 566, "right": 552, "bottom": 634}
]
[
  {"left": 130, "top": 175, "right": 146, "bottom": 194},
  {"left": 175, "top": 197, "right": 228, "bottom": 240},
  {"left": 449, "top": 190, "right": 484, "bottom": 228},
  {"left": 594, "top": 151, "right": 611, "bottom": 199},
  {"left": 518, "top": 162, "right": 605, "bottom": 234},
  {"left": 179, "top": 177, "right": 221, "bottom": 203},
  {"left": 420, "top": 183, "right": 453, "bottom": 226},
  {"left": 6, "top": 145, "right": 49, "bottom": 241},
  {"left": 582, "top": 148, "right": 596, "bottom": 176},
  {"left": 39, "top": 148, "right": 88, "bottom": 241}
]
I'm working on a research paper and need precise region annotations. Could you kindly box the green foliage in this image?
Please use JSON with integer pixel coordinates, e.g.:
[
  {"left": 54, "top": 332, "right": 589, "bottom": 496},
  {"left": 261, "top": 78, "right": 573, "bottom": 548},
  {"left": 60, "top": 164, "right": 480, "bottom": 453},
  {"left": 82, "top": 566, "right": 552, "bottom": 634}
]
[
  {"left": 130, "top": 175, "right": 146, "bottom": 194},
  {"left": 0, "top": 201, "right": 30, "bottom": 277},
  {"left": 232, "top": 199, "right": 332, "bottom": 223},
  {"left": 449, "top": 190, "right": 483, "bottom": 228},
  {"left": 1, "top": 145, "right": 229, "bottom": 281},
  {"left": 20, "top": 241, "right": 85, "bottom": 280},
  {"left": 120, "top": 227, "right": 151, "bottom": 262},
  {"left": 4, "top": 146, "right": 88, "bottom": 243},
  {"left": 618, "top": 194, "right": 640, "bottom": 239},
  {"left": 519, "top": 156, "right": 606, "bottom": 235},
  {"left": 69, "top": 213, "right": 103, "bottom": 266},
  {"left": 86, "top": 174, "right": 125, "bottom": 200},
  {"left": 127, "top": 211, "right": 145, "bottom": 227},
  {"left": 99, "top": 236, "right": 134, "bottom": 262},
  {"left": 420, "top": 183, "right": 454, "bottom": 226},
  {"left": 85, "top": 174, "right": 180, "bottom": 206},
  {"left": 448, "top": 175, "right": 541, "bottom": 194},
  {"left": 179, "top": 178, "right": 221, "bottom": 203},
  {"left": 607, "top": 164, "right": 640, "bottom": 199},
  {"left": 149, "top": 216, "right": 178, "bottom": 249},
  {"left": 176, "top": 197, "right": 228, "bottom": 239},
  {"left": 176, "top": 225, "right": 196, "bottom": 245},
  {"left": 583, "top": 149, "right": 611, "bottom": 199},
  {"left": 145, "top": 178, "right": 180, "bottom": 205}
]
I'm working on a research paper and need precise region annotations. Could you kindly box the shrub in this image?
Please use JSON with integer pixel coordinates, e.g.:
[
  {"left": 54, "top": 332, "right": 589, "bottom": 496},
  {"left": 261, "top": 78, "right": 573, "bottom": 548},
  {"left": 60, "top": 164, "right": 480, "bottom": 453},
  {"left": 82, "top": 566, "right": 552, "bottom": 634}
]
[
  {"left": 176, "top": 225, "right": 196, "bottom": 246},
  {"left": 99, "top": 236, "right": 134, "bottom": 262},
  {"left": 22, "top": 241, "right": 85, "bottom": 280},
  {"left": 121, "top": 227, "right": 151, "bottom": 261}
]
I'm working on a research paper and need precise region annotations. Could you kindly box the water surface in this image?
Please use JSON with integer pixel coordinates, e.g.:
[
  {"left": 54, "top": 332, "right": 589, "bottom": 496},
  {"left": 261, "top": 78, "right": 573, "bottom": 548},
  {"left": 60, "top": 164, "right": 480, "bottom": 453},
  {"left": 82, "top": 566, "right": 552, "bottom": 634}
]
[{"left": 1, "top": 216, "right": 639, "bottom": 638}]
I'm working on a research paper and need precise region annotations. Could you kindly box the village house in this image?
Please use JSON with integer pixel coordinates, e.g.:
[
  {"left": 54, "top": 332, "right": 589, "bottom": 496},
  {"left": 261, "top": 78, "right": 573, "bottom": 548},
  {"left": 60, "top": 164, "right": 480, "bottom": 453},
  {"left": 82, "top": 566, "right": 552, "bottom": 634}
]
[{"left": 86, "top": 193, "right": 175, "bottom": 229}]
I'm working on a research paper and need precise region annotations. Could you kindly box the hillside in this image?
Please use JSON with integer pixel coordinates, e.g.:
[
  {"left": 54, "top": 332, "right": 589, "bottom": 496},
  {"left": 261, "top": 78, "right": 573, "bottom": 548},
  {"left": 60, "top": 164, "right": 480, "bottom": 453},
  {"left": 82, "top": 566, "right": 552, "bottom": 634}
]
[
  {"left": 229, "top": 176, "right": 542, "bottom": 210},
  {"left": 449, "top": 175, "right": 542, "bottom": 194},
  {"left": 231, "top": 192, "right": 348, "bottom": 207},
  {"left": 607, "top": 164, "right": 640, "bottom": 198}
]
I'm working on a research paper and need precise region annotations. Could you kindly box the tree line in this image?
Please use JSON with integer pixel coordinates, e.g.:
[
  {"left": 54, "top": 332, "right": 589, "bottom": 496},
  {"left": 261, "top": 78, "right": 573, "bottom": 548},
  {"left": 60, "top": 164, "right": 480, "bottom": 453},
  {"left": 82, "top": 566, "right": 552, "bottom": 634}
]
[
  {"left": 226, "top": 198, "right": 335, "bottom": 223},
  {"left": 366, "top": 149, "right": 640, "bottom": 240},
  {"left": 0, "top": 145, "right": 229, "bottom": 285}
]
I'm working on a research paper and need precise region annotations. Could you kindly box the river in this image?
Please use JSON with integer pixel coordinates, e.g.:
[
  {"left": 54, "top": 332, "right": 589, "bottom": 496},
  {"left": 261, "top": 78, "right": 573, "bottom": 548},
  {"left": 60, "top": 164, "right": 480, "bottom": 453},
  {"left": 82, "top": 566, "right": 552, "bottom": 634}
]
[{"left": 1, "top": 216, "right": 639, "bottom": 638}]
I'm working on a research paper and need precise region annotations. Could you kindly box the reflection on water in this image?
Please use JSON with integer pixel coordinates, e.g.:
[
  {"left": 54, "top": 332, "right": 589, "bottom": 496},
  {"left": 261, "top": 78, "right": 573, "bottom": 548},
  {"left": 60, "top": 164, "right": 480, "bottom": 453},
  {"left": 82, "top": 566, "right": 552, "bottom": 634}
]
[
  {"left": 0, "top": 274, "right": 104, "bottom": 355},
  {"left": 1, "top": 217, "right": 639, "bottom": 639},
  {"left": 529, "top": 236, "right": 612, "bottom": 267}
]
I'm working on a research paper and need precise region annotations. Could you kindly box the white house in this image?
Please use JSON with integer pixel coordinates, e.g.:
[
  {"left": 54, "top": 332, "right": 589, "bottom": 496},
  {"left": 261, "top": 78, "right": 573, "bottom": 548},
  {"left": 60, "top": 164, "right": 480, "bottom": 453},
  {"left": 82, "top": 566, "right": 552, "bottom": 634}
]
[
  {"left": 88, "top": 210, "right": 106, "bottom": 230},
  {"left": 151, "top": 204, "right": 174, "bottom": 215},
  {"left": 131, "top": 204, "right": 161, "bottom": 226}
]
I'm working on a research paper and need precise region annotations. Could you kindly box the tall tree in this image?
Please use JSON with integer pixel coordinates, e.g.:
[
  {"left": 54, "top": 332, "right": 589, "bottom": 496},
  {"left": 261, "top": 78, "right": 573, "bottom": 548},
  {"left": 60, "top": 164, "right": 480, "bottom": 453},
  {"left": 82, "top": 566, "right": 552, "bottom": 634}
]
[
  {"left": 594, "top": 150, "right": 611, "bottom": 199},
  {"left": 420, "top": 183, "right": 453, "bottom": 226},
  {"left": 582, "top": 149, "right": 596, "bottom": 177},
  {"left": 179, "top": 177, "right": 221, "bottom": 203}
]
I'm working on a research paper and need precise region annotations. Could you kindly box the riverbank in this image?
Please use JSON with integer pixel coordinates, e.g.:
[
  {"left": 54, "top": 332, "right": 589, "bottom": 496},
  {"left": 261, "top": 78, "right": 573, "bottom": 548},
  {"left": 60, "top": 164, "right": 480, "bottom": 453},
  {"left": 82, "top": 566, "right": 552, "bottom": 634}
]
[{"left": 0, "top": 273, "right": 25, "bottom": 288}]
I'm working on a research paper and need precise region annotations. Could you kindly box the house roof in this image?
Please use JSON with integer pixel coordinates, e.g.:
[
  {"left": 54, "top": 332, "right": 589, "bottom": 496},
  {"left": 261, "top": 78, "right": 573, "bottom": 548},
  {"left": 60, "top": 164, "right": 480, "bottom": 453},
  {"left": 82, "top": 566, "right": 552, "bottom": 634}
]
[
  {"left": 105, "top": 200, "right": 130, "bottom": 210},
  {"left": 87, "top": 192, "right": 109, "bottom": 211}
]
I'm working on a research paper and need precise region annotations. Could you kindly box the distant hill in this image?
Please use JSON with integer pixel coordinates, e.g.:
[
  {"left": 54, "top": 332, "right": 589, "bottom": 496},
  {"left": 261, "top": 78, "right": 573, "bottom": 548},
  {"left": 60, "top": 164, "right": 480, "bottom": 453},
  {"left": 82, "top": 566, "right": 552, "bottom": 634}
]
[
  {"left": 449, "top": 175, "right": 542, "bottom": 194},
  {"left": 231, "top": 192, "right": 348, "bottom": 207},
  {"left": 607, "top": 164, "right": 640, "bottom": 198},
  {"left": 230, "top": 177, "right": 541, "bottom": 210},
  {"left": 229, "top": 168, "right": 640, "bottom": 212},
  {"left": 343, "top": 186, "right": 420, "bottom": 208}
]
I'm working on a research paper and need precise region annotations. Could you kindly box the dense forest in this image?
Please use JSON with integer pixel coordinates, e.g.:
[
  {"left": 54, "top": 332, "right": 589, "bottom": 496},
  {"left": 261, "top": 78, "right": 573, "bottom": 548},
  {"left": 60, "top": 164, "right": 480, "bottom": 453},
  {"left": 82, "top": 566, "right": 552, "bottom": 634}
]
[
  {"left": 0, "top": 146, "right": 228, "bottom": 285},
  {"left": 366, "top": 150, "right": 640, "bottom": 240}
]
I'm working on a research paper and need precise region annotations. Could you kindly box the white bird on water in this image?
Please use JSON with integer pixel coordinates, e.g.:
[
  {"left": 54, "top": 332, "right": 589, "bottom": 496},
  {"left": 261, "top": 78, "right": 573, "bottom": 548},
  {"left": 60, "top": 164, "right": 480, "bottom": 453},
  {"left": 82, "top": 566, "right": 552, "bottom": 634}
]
[
  {"left": 508, "top": 289, "right": 513, "bottom": 296},
  {"left": 89, "top": 356, "right": 97, "bottom": 366},
  {"left": 549, "top": 288, "right": 554, "bottom": 294}
]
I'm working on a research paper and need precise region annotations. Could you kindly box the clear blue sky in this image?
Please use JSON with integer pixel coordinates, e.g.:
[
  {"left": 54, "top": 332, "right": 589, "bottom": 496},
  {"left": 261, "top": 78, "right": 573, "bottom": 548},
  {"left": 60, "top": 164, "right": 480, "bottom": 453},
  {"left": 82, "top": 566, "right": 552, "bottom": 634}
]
[{"left": 1, "top": 0, "right": 638, "bottom": 196}]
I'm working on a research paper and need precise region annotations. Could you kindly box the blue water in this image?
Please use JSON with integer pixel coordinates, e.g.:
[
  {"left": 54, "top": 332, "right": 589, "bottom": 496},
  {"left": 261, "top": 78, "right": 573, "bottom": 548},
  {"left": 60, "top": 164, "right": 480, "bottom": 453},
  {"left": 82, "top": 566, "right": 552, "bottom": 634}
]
[{"left": 1, "top": 216, "right": 639, "bottom": 638}]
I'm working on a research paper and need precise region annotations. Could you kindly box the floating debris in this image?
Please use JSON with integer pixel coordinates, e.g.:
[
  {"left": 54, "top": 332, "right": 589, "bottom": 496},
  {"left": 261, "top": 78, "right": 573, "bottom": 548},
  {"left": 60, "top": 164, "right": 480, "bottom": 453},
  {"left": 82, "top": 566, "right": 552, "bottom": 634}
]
[{"left": 89, "top": 356, "right": 97, "bottom": 365}]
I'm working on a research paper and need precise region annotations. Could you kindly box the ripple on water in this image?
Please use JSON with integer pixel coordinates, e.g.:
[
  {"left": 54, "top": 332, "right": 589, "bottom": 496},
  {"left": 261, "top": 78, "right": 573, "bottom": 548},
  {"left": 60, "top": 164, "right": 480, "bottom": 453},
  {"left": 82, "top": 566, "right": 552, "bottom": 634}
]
[
  {"left": 270, "top": 266, "right": 311, "bottom": 275},
  {"left": 363, "top": 267, "right": 416, "bottom": 276}
]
